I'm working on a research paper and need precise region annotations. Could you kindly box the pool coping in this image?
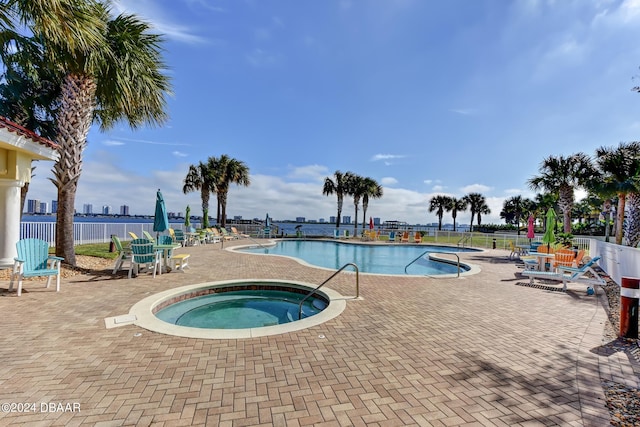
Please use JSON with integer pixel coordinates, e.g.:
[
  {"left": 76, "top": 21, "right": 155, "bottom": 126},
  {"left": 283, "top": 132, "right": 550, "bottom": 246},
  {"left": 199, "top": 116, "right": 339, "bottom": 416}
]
[
  {"left": 228, "top": 239, "right": 482, "bottom": 279},
  {"left": 129, "top": 279, "right": 349, "bottom": 339}
]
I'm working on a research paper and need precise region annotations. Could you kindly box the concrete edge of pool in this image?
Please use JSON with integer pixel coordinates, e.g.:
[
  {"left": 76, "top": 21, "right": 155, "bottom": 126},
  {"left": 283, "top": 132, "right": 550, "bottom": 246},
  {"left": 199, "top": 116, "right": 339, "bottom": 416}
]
[
  {"left": 229, "top": 239, "right": 482, "bottom": 278},
  {"left": 129, "top": 279, "right": 348, "bottom": 339}
]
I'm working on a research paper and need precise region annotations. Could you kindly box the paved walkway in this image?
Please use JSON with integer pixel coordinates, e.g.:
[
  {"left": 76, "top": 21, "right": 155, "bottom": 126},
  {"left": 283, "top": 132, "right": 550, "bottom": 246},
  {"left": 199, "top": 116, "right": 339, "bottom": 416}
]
[{"left": 0, "top": 240, "right": 636, "bottom": 426}]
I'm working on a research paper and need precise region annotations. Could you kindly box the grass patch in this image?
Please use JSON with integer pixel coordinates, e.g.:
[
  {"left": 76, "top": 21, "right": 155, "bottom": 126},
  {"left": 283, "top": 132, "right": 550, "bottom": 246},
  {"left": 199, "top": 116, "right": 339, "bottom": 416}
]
[{"left": 74, "top": 243, "right": 118, "bottom": 260}]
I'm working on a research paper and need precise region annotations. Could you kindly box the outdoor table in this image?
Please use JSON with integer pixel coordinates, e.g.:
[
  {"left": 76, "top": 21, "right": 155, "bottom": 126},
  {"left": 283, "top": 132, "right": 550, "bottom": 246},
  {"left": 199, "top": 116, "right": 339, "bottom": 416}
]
[
  {"left": 154, "top": 243, "right": 181, "bottom": 272},
  {"left": 527, "top": 252, "right": 555, "bottom": 272}
]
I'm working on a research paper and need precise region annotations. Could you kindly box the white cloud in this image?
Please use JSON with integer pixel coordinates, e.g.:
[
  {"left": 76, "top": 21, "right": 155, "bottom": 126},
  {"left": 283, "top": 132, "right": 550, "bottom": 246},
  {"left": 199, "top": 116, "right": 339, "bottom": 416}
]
[
  {"left": 381, "top": 177, "right": 398, "bottom": 186},
  {"left": 461, "top": 183, "right": 492, "bottom": 193},
  {"left": 371, "top": 154, "right": 405, "bottom": 161},
  {"left": 432, "top": 185, "right": 446, "bottom": 192},
  {"left": 103, "top": 140, "right": 125, "bottom": 146},
  {"left": 286, "top": 164, "right": 328, "bottom": 181},
  {"left": 172, "top": 151, "right": 188, "bottom": 157}
]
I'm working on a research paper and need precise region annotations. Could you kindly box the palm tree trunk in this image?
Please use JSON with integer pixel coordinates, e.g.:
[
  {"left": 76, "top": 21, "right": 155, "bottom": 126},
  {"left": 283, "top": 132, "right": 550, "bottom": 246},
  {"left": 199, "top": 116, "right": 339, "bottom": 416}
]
[
  {"left": 625, "top": 193, "right": 640, "bottom": 247},
  {"left": 52, "top": 73, "right": 96, "bottom": 266},
  {"left": 219, "top": 191, "right": 228, "bottom": 227},
  {"left": 336, "top": 195, "right": 343, "bottom": 228},
  {"left": 616, "top": 193, "right": 626, "bottom": 245}
]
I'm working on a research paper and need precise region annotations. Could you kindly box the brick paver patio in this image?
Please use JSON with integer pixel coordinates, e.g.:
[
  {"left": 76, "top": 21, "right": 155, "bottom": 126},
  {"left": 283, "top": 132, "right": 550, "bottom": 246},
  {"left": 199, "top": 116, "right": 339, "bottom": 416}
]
[{"left": 0, "top": 240, "right": 635, "bottom": 426}]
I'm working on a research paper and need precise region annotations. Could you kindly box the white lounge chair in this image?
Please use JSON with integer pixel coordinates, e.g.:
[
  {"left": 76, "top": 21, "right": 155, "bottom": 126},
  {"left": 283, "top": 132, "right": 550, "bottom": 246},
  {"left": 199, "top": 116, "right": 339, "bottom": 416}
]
[{"left": 521, "top": 256, "right": 604, "bottom": 291}]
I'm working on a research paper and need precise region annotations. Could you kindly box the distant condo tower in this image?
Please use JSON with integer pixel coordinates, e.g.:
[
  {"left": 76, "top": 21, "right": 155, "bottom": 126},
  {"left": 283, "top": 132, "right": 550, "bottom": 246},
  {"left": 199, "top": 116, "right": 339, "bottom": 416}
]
[
  {"left": 83, "top": 203, "right": 93, "bottom": 214},
  {"left": 120, "top": 205, "right": 129, "bottom": 216}
]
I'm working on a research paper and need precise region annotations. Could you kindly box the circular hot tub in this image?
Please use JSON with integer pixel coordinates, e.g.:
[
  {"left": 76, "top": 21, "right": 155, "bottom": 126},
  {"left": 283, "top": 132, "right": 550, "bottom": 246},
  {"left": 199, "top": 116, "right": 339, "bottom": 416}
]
[{"left": 129, "top": 279, "right": 347, "bottom": 339}]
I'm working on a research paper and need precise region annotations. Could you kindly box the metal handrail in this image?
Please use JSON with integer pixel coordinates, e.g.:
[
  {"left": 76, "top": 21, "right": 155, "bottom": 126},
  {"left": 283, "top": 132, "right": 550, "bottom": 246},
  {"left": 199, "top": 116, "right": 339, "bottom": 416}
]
[
  {"left": 405, "top": 251, "right": 461, "bottom": 277},
  {"left": 457, "top": 233, "right": 471, "bottom": 247},
  {"left": 298, "top": 262, "right": 359, "bottom": 320}
]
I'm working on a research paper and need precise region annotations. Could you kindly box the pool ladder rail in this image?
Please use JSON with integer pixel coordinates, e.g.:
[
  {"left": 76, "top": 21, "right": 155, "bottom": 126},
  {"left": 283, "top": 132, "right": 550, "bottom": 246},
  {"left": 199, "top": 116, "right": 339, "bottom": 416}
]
[
  {"left": 405, "top": 251, "right": 461, "bottom": 277},
  {"left": 298, "top": 262, "right": 359, "bottom": 320}
]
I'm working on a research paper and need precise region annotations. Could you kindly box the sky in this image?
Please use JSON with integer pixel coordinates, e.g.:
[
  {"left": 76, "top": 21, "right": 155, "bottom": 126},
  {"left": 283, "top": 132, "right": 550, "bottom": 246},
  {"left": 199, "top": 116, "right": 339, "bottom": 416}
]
[{"left": 24, "top": 0, "right": 640, "bottom": 226}]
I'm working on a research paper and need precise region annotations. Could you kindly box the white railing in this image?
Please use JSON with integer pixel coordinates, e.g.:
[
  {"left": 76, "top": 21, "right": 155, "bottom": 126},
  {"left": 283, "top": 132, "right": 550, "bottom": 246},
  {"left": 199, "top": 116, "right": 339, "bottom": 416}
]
[{"left": 590, "top": 239, "right": 640, "bottom": 286}]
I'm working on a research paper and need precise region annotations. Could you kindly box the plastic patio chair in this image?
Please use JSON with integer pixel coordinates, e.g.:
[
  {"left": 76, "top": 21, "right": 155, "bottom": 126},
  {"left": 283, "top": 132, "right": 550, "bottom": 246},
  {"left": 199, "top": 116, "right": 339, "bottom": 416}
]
[
  {"left": 128, "top": 238, "right": 161, "bottom": 278},
  {"left": 9, "top": 238, "right": 64, "bottom": 296},
  {"left": 111, "top": 235, "right": 132, "bottom": 274}
]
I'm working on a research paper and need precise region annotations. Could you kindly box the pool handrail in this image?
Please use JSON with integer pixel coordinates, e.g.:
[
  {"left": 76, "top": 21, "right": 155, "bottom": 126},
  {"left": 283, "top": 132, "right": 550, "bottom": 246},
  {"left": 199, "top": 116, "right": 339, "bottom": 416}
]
[
  {"left": 298, "top": 262, "right": 359, "bottom": 320},
  {"left": 405, "top": 250, "right": 461, "bottom": 277}
]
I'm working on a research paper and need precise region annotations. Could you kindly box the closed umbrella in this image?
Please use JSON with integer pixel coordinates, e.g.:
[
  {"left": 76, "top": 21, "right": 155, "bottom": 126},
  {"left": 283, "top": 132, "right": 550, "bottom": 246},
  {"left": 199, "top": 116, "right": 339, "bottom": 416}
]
[
  {"left": 369, "top": 217, "right": 374, "bottom": 230},
  {"left": 153, "top": 189, "right": 169, "bottom": 241},
  {"left": 527, "top": 215, "right": 535, "bottom": 243},
  {"left": 184, "top": 205, "right": 191, "bottom": 227},
  {"left": 542, "top": 208, "right": 557, "bottom": 251}
]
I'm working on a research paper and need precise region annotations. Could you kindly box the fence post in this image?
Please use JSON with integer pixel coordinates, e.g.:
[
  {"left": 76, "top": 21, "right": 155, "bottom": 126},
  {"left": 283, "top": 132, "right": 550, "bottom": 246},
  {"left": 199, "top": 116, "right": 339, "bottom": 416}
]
[{"left": 620, "top": 276, "right": 640, "bottom": 339}]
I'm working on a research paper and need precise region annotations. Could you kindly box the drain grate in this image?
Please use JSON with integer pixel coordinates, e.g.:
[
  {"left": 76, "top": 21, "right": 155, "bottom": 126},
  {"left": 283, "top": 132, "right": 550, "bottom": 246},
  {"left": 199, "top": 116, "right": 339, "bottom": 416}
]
[{"left": 515, "top": 281, "right": 565, "bottom": 292}]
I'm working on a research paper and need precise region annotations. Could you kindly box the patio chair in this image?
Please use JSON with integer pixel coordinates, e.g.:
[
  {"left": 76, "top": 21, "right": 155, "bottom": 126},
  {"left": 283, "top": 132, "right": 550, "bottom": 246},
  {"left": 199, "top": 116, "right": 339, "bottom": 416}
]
[
  {"left": 412, "top": 232, "right": 422, "bottom": 243},
  {"left": 129, "top": 238, "right": 161, "bottom": 278},
  {"left": 508, "top": 241, "right": 524, "bottom": 260},
  {"left": 128, "top": 231, "right": 139, "bottom": 240},
  {"left": 111, "top": 235, "right": 132, "bottom": 274},
  {"left": 231, "top": 227, "right": 250, "bottom": 238},
  {"left": 400, "top": 231, "right": 410, "bottom": 243},
  {"left": 9, "top": 238, "right": 64, "bottom": 296},
  {"left": 173, "top": 229, "right": 186, "bottom": 246},
  {"left": 521, "top": 256, "right": 604, "bottom": 291},
  {"left": 142, "top": 230, "right": 157, "bottom": 244},
  {"left": 388, "top": 231, "right": 396, "bottom": 242},
  {"left": 551, "top": 250, "right": 575, "bottom": 270}
]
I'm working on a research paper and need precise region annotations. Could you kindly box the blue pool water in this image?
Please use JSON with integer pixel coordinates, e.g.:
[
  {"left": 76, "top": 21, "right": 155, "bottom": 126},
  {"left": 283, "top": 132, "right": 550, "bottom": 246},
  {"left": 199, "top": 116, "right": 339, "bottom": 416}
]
[
  {"left": 237, "top": 240, "right": 475, "bottom": 275},
  {"left": 155, "top": 289, "right": 327, "bottom": 329}
]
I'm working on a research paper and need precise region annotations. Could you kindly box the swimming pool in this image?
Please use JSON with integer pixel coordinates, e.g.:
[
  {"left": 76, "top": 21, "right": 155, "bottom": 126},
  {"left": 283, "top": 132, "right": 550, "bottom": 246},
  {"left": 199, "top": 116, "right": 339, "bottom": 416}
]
[
  {"left": 155, "top": 288, "right": 327, "bottom": 329},
  {"left": 236, "top": 240, "right": 478, "bottom": 275},
  {"left": 129, "top": 280, "right": 347, "bottom": 339}
]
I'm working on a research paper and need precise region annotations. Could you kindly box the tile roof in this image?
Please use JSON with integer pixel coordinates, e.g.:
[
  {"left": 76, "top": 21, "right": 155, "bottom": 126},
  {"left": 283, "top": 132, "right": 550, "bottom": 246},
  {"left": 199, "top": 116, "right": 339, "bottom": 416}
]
[{"left": 0, "top": 116, "right": 58, "bottom": 150}]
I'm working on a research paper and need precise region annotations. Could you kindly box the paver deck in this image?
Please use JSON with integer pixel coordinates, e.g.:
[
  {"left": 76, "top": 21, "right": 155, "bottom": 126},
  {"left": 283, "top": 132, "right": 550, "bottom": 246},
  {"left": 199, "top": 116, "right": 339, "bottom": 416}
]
[{"left": 0, "top": 240, "right": 635, "bottom": 426}]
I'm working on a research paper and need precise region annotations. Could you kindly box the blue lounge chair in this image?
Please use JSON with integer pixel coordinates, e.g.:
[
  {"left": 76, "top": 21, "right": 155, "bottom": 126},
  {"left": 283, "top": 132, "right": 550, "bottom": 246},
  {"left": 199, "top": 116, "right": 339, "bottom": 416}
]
[
  {"left": 388, "top": 231, "right": 396, "bottom": 242},
  {"left": 521, "top": 256, "right": 604, "bottom": 291},
  {"left": 9, "top": 238, "right": 64, "bottom": 296}
]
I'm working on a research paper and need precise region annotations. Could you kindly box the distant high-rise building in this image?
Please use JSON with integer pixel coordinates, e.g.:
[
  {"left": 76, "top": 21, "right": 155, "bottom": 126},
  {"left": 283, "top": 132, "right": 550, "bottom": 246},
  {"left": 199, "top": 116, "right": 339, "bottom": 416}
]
[
  {"left": 27, "top": 199, "right": 39, "bottom": 214},
  {"left": 295, "top": 217, "right": 305, "bottom": 223},
  {"left": 39, "top": 202, "right": 48, "bottom": 214},
  {"left": 120, "top": 205, "right": 129, "bottom": 216},
  {"left": 373, "top": 217, "right": 381, "bottom": 226},
  {"left": 342, "top": 216, "right": 351, "bottom": 224},
  {"left": 83, "top": 204, "right": 93, "bottom": 214},
  {"left": 319, "top": 218, "right": 325, "bottom": 223},
  {"left": 51, "top": 200, "right": 58, "bottom": 214},
  {"left": 102, "top": 205, "right": 111, "bottom": 215},
  {"left": 329, "top": 216, "right": 336, "bottom": 224}
]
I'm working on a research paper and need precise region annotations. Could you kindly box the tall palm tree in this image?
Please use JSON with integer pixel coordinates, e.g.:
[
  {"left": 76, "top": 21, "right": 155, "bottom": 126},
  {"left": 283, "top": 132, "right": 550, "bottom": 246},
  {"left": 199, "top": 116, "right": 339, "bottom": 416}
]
[
  {"left": 446, "top": 197, "right": 468, "bottom": 232},
  {"left": 3, "top": 2, "right": 171, "bottom": 265},
  {"left": 428, "top": 195, "right": 450, "bottom": 231},
  {"left": 463, "top": 192, "right": 486, "bottom": 232},
  {"left": 210, "top": 154, "right": 250, "bottom": 227},
  {"left": 528, "top": 153, "right": 595, "bottom": 235},
  {"left": 360, "top": 177, "right": 383, "bottom": 230},
  {"left": 183, "top": 159, "right": 216, "bottom": 228},
  {"left": 346, "top": 173, "right": 365, "bottom": 236},
  {"left": 476, "top": 204, "right": 491, "bottom": 226},
  {"left": 627, "top": 175, "right": 640, "bottom": 247},
  {"left": 593, "top": 142, "right": 640, "bottom": 245},
  {"left": 323, "top": 170, "right": 350, "bottom": 228},
  {"left": 500, "top": 196, "right": 533, "bottom": 233}
]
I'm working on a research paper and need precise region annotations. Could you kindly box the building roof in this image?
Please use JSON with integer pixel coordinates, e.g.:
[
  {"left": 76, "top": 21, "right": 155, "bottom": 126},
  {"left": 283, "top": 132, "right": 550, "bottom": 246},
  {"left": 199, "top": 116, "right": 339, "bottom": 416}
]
[{"left": 0, "top": 116, "right": 58, "bottom": 150}]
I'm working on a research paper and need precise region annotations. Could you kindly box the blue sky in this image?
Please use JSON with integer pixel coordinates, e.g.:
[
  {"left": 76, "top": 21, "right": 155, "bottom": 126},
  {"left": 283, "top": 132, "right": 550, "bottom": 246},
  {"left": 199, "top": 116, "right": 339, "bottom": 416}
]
[{"left": 26, "top": 0, "right": 640, "bottom": 226}]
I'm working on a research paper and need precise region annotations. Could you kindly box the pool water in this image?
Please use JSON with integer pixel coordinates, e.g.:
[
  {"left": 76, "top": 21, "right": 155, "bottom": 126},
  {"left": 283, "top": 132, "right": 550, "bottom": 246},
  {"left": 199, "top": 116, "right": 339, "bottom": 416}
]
[
  {"left": 155, "top": 289, "right": 327, "bottom": 329},
  {"left": 238, "top": 240, "right": 473, "bottom": 275}
]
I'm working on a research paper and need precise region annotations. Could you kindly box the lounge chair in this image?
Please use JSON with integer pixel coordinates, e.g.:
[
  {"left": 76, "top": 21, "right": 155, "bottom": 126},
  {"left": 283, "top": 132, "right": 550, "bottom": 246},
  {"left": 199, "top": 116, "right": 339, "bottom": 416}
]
[
  {"left": 508, "top": 241, "right": 524, "bottom": 260},
  {"left": 111, "top": 235, "right": 132, "bottom": 274},
  {"left": 128, "top": 231, "right": 139, "bottom": 240},
  {"left": 400, "top": 231, "right": 410, "bottom": 243},
  {"left": 388, "top": 231, "right": 396, "bottom": 242},
  {"left": 412, "top": 232, "right": 422, "bottom": 243},
  {"left": 143, "top": 230, "right": 157, "bottom": 244},
  {"left": 551, "top": 250, "right": 575, "bottom": 270},
  {"left": 231, "top": 227, "right": 249, "bottom": 238},
  {"left": 333, "top": 229, "right": 340, "bottom": 239},
  {"left": 9, "top": 238, "right": 64, "bottom": 296},
  {"left": 220, "top": 228, "right": 236, "bottom": 241},
  {"left": 129, "top": 238, "right": 161, "bottom": 278},
  {"left": 173, "top": 229, "right": 186, "bottom": 246},
  {"left": 521, "top": 256, "right": 605, "bottom": 291}
]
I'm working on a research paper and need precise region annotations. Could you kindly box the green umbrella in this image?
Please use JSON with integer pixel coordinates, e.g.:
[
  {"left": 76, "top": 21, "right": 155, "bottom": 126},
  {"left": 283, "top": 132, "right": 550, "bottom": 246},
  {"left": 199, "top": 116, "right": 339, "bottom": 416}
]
[
  {"left": 184, "top": 205, "right": 191, "bottom": 227},
  {"left": 153, "top": 189, "right": 169, "bottom": 240},
  {"left": 542, "top": 207, "right": 557, "bottom": 250}
]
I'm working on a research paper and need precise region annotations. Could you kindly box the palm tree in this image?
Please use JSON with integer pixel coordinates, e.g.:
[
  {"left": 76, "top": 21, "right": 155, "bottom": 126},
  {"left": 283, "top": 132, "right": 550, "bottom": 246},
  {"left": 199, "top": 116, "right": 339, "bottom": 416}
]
[
  {"left": 627, "top": 175, "right": 640, "bottom": 247},
  {"left": 446, "top": 197, "right": 468, "bottom": 232},
  {"left": 593, "top": 142, "right": 640, "bottom": 245},
  {"left": 528, "top": 153, "right": 595, "bottom": 235},
  {"left": 323, "top": 170, "right": 350, "bottom": 228},
  {"left": 2, "top": 2, "right": 171, "bottom": 265},
  {"left": 183, "top": 159, "right": 216, "bottom": 228},
  {"left": 500, "top": 196, "right": 533, "bottom": 233},
  {"left": 463, "top": 193, "right": 487, "bottom": 232},
  {"left": 346, "top": 173, "right": 365, "bottom": 236},
  {"left": 428, "top": 195, "right": 450, "bottom": 231},
  {"left": 360, "top": 177, "right": 383, "bottom": 230},
  {"left": 476, "top": 203, "right": 491, "bottom": 226},
  {"left": 210, "top": 154, "right": 250, "bottom": 227}
]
